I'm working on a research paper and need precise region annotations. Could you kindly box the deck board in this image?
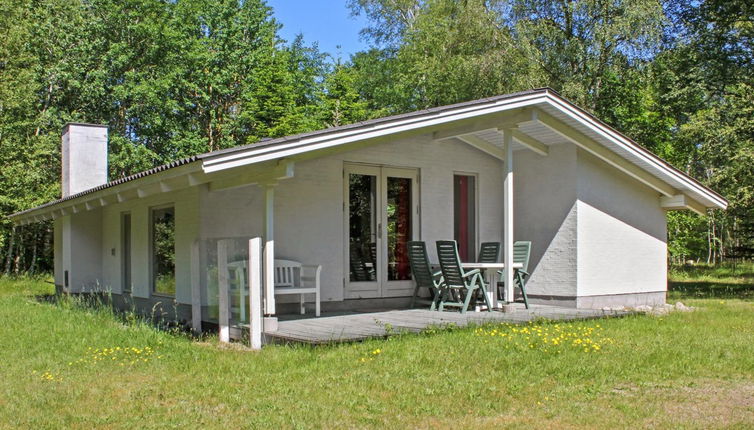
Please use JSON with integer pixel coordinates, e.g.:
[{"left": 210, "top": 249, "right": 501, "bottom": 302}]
[{"left": 265, "top": 305, "right": 628, "bottom": 345}]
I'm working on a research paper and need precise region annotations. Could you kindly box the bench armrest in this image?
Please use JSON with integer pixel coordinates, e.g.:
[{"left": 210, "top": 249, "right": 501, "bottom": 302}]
[{"left": 301, "top": 265, "right": 322, "bottom": 289}]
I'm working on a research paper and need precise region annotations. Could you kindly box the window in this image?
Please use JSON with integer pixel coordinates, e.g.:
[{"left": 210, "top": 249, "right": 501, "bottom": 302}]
[
  {"left": 121, "top": 213, "right": 131, "bottom": 293},
  {"left": 454, "top": 174, "right": 476, "bottom": 262},
  {"left": 151, "top": 206, "right": 175, "bottom": 295},
  {"left": 386, "top": 176, "right": 412, "bottom": 281},
  {"left": 348, "top": 173, "right": 378, "bottom": 282}
]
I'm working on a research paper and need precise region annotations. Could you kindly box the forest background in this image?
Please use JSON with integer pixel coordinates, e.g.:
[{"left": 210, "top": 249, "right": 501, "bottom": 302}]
[{"left": 1, "top": 0, "right": 751, "bottom": 274}]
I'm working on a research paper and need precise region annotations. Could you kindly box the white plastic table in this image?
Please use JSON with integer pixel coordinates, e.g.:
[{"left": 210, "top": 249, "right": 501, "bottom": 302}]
[{"left": 460, "top": 262, "right": 523, "bottom": 309}]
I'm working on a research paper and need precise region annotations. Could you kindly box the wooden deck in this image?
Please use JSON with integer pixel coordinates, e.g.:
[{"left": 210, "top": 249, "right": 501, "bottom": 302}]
[{"left": 265, "top": 305, "right": 629, "bottom": 345}]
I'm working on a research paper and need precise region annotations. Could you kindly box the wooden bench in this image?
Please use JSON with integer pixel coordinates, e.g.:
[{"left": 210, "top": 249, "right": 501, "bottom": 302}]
[
  {"left": 227, "top": 259, "right": 321, "bottom": 318},
  {"left": 273, "top": 259, "right": 321, "bottom": 317}
]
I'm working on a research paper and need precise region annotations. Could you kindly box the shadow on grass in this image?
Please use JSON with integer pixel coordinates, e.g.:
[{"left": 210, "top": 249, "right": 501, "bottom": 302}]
[{"left": 669, "top": 281, "right": 754, "bottom": 300}]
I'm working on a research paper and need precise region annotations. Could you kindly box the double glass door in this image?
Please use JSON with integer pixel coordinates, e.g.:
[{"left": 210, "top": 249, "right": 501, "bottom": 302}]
[{"left": 345, "top": 164, "right": 418, "bottom": 298}]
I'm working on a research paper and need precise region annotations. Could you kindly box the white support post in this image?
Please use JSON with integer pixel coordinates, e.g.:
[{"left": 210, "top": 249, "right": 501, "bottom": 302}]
[
  {"left": 190, "top": 240, "right": 201, "bottom": 333},
  {"left": 502, "top": 129, "right": 515, "bottom": 306},
  {"left": 249, "top": 237, "right": 263, "bottom": 350},
  {"left": 217, "top": 239, "right": 230, "bottom": 343},
  {"left": 263, "top": 184, "right": 276, "bottom": 316}
]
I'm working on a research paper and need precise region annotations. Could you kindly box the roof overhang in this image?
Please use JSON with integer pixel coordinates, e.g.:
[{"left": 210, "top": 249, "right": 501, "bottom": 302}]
[
  {"left": 199, "top": 89, "right": 727, "bottom": 210},
  {"left": 9, "top": 88, "right": 727, "bottom": 225}
]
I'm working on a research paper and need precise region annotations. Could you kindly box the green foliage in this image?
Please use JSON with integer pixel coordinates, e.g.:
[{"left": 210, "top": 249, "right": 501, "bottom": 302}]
[
  {"left": 1, "top": 0, "right": 753, "bottom": 270},
  {"left": 351, "top": 0, "right": 543, "bottom": 110},
  {"left": 152, "top": 207, "right": 175, "bottom": 295},
  {"left": 320, "top": 61, "right": 372, "bottom": 126},
  {"left": 667, "top": 211, "right": 708, "bottom": 263},
  {"left": 509, "top": 0, "right": 666, "bottom": 110}
]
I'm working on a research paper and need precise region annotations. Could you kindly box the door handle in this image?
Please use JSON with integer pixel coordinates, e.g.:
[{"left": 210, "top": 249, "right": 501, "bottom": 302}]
[{"left": 377, "top": 223, "right": 382, "bottom": 239}]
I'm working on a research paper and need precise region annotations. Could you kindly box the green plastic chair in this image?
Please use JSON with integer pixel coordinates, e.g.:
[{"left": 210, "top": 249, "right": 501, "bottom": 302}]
[
  {"left": 407, "top": 241, "right": 444, "bottom": 310},
  {"left": 349, "top": 241, "right": 377, "bottom": 282},
  {"left": 498, "top": 241, "right": 532, "bottom": 309},
  {"left": 477, "top": 242, "right": 500, "bottom": 263},
  {"left": 436, "top": 240, "right": 492, "bottom": 313}
]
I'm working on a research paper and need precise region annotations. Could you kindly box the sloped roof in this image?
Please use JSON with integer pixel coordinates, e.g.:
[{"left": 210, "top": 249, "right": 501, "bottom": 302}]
[{"left": 9, "top": 88, "right": 727, "bottom": 223}]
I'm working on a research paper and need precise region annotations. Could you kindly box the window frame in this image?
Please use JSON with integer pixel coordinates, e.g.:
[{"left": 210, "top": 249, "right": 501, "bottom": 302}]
[
  {"left": 453, "top": 172, "right": 479, "bottom": 262},
  {"left": 149, "top": 204, "right": 176, "bottom": 297}
]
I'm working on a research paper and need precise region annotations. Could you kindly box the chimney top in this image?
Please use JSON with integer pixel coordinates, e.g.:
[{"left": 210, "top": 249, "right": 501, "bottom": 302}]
[
  {"left": 62, "top": 122, "right": 108, "bottom": 133},
  {"left": 61, "top": 123, "right": 108, "bottom": 198}
]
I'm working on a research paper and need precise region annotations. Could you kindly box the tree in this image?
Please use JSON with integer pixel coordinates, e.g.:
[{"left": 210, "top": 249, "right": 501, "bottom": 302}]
[
  {"left": 350, "top": 0, "right": 541, "bottom": 111},
  {"left": 319, "top": 60, "right": 371, "bottom": 127},
  {"left": 680, "top": 84, "right": 754, "bottom": 261},
  {"left": 506, "top": 0, "right": 666, "bottom": 112},
  {"left": 658, "top": 0, "right": 754, "bottom": 262}
]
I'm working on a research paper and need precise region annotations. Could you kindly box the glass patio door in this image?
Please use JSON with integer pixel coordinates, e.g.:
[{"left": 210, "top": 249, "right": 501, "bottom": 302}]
[{"left": 345, "top": 164, "right": 418, "bottom": 299}]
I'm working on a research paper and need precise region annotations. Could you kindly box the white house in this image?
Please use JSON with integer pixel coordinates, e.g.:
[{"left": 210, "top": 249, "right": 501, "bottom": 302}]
[{"left": 10, "top": 89, "right": 727, "bottom": 336}]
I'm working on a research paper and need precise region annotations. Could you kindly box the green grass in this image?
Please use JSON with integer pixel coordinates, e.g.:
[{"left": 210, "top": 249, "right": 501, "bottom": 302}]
[
  {"left": 1, "top": 274, "right": 754, "bottom": 429},
  {"left": 669, "top": 262, "right": 754, "bottom": 300}
]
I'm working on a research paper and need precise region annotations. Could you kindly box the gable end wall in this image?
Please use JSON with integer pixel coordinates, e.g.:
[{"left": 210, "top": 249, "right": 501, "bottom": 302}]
[{"left": 575, "top": 149, "right": 667, "bottom": 307}]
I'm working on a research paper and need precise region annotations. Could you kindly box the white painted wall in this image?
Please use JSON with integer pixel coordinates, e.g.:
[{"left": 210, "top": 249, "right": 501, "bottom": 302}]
[
  {"left": 513, "top": 144, "right": 578, "bottom": 298},
  {"left": 61, "top": 216, "right": 71, "bottom": 291},
  {"left": 101, "top": 205, "right": 121, "bottom": 292},
  {"left": 130, "top": 205, "right": 150, "bottom": 298},
  {"left": 64, "top": 209, "right": 103, "bottom": 293},
  {"left": 576, "top": 150, "right": 667, "bottom": 297},
  {"left": 53, "top": 218, "right": 63, "bottom": 288},
  {"left": 99, "top": 187, "right": 201, "bottom": 303},
  {"left": 200, "top": 134, "right": 505, "bottom": 303},
  {"left": 174, "top": 188, "right": 201, "bottom": 304}
]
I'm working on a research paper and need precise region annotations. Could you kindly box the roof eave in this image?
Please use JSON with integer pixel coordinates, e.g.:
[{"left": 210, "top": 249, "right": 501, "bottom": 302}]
[
  {"left": 541, "top": 93, "right": 728, "bottom": 210},
  {"left": 9, "top": 159, "right": 203, "bottom": 224}
]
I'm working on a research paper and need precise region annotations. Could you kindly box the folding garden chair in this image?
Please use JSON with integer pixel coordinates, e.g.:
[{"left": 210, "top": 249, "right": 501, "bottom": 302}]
[
  {"left": 436, "top": 240, "right": 492, "bottom": 313},
  {"left": 477, "top": 242, "right": 500, "bottom": 263},
  {"left": 407, "top": 241, "right": 444, "bottom": 310},
  {"left": 498, "top": 241, "right": 532, "bottom": 309}
]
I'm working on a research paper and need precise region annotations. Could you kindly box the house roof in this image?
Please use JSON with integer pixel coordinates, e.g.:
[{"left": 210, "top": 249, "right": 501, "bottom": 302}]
[{"left": 9, "top": 88, "right": 727, "bottom": 223}]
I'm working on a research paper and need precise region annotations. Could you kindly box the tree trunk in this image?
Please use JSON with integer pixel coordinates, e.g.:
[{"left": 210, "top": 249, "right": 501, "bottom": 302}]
[
  {"left": 707, "top": 216, "right": 713, "bottom": 265},
  {"left": 42, "top": 225, "right": 52, "bottom": 273},
  {"left": 4, "top": 227, "right": 15, "bottom": 275},
  {"left": 28, "top": 227, "right": 38, "bottom": 275},
  {"left": 712, "top": 221, "right": 717, "bottom": 265},
  {"left": 13, "top": 229, "right": 24, "bottom": 275}
]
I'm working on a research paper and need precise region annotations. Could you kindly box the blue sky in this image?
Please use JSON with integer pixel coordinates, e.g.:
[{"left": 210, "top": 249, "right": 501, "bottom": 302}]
[{"left": 266, "top": 0, "right": 371, "bottom": 58}]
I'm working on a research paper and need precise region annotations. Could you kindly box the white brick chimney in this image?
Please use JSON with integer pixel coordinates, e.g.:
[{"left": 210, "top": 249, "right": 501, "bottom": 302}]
[{"left": 61, "top": 123, "right": 108, "bottom": 197}]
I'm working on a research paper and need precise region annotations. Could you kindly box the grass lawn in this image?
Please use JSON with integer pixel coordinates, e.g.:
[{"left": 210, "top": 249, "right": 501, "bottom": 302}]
[
  {"left": 669, "top": 262, "right": 754, "bottom": 300},
  {"left": 1, "top": 273, "right": 753, "bottom": 429}
]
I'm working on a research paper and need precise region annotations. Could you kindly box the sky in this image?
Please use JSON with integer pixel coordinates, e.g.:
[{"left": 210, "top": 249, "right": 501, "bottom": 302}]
[{"left": 266, "top": 0, "right": 371, "bottom": 58}]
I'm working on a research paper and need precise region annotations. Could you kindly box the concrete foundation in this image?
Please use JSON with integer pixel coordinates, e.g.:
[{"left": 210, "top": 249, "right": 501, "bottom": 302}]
[
  {"left": 576, "top": 291, "right": 667, "bottom": 309},
  {"left": 527, "top": 291, "right": 667, "bottom": 309}
]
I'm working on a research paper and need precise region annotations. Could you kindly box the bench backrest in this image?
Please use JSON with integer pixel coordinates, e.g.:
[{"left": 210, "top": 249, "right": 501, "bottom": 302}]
[{"left": 274, "top": 259, "right": 302, "bottom": 288}]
